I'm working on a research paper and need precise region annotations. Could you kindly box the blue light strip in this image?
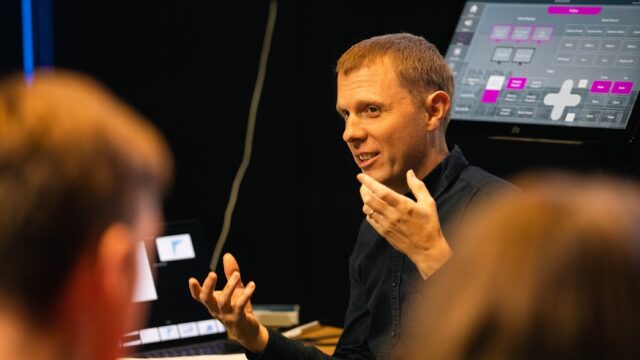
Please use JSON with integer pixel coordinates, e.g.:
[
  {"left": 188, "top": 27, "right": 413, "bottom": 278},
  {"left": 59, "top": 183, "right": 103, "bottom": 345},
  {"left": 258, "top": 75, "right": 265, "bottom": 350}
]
[{"left": 21, "top": 0, "right": 34, "bottom": 83}]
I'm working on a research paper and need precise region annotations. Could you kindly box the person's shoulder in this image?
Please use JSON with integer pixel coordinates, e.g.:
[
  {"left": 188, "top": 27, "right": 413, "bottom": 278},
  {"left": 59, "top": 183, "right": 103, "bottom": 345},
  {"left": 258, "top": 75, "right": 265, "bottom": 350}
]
[{"left": 458, "top": 166, "right": 517, "bottom": 198}]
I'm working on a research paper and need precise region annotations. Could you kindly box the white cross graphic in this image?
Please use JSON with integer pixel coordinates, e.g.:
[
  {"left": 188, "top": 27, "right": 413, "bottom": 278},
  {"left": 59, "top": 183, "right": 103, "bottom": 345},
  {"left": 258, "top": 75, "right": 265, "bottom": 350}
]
[{"left": 543, "top": 79, "right": 582, "bottom": 121}]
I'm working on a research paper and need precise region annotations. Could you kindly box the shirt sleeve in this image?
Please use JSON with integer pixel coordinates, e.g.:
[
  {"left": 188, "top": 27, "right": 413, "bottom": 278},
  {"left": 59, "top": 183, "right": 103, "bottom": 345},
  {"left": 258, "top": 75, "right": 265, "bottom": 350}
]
[
  {"left": 245, "top": 328, "right": 335, "bottom": 360},
  {"left": 245, "top": 244, "right": 375, "bottom": 360}
]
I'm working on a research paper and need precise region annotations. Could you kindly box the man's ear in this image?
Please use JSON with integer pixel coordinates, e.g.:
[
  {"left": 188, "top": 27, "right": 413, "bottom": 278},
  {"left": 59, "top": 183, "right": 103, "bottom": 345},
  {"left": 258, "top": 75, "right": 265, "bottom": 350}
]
[
  {"left": 52, "top": 223, "right": 138, "bottom": 360},
  {"left": 96, "top": 223, "right": 137, "bottom": 304},
  {"left": 423, "top": 91, "right": 451, "bottom": 131}
]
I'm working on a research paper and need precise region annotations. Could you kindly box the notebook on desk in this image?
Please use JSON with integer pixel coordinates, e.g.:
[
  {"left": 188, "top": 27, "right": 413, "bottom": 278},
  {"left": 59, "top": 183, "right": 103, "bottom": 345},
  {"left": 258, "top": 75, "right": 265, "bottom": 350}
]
[{"left": 121, "top": 220, "right": 245, "bottom": 358}]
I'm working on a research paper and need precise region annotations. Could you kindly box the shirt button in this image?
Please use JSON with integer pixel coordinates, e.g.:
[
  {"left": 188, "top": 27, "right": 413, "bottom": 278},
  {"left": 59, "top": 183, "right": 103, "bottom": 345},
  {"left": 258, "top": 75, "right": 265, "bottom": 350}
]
[
  {"left": 391, "top": 329, "right": 398, "bottom": 337},
  {"left": 391, "top": 280, "right": 398, "bottom": 288}
]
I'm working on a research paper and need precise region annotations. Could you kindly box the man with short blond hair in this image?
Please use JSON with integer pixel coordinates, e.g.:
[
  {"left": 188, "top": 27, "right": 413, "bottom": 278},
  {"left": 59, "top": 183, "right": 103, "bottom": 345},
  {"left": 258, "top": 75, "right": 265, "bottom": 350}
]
[
  {"left": 190, "top": 33, "right": 509, "bottom": 359},
  {"left": 0, "top": 70, "right": 173, "bottom": 360}
]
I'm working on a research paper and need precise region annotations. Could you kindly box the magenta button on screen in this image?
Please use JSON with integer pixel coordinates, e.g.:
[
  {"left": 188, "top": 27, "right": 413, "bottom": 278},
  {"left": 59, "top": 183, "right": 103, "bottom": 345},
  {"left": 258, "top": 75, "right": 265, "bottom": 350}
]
[
  {"left": 590, "top": 80, "right": 612, "bottom": 93},
  {"left": 506, "top": 77, "right": 527, "bottom": 90},
  {"left": 481, "top": 90, "right": 500, "bottom": 103},
  {"left": 612, "top": 81, "right": 634, "bottom": 95},
  {"left": 548, "top": 6, "right": 602, "bottom": 15}
]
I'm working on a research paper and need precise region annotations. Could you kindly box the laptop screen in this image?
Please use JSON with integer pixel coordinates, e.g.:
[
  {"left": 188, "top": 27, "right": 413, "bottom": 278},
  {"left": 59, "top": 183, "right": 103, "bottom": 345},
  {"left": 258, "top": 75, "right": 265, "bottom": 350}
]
[{"left": 122, "top": 220, "right": 227, "bottom": 352}]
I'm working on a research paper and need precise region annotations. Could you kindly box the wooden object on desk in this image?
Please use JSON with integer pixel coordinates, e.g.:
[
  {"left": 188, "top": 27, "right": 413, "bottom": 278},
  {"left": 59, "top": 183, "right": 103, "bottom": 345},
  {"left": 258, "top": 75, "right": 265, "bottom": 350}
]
[{"left": 290, "top": 325, "right": 343, "bottom": 355}]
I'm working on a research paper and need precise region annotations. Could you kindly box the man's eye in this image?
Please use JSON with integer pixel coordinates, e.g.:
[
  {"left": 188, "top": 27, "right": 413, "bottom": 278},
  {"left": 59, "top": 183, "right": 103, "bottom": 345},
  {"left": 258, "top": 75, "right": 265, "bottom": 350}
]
[{"left": 365, "top": 106, "right": 380, "bottom": 115}]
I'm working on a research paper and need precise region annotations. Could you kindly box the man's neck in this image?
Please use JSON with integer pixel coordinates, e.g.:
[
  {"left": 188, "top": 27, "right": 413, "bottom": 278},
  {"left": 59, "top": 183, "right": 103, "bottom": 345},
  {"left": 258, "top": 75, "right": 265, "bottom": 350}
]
[
  {"left": 395, "top": 139, "right": 450, "bottom": 194},
  {"left": 416, "top": 144, "right": 449, "bottom": 180}
]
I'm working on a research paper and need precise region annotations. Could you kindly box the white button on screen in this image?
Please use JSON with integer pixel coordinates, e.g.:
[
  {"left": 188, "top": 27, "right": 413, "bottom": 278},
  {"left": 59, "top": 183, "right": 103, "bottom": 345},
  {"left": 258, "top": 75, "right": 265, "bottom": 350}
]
[
  {"left": 197, "top": 319, "right": 225, "bottom": 335},
  {"left": 140, "top": 328, "right": 161, "bottom": 344},
  {"left": 178, "top": 322, "right": 199, "bottom": 338},
  {"left": 156, "top": 234, "right": 196, "bottom": 262},
  {"left": 158, "top": 325, "right": 180, "bottom": 341}
]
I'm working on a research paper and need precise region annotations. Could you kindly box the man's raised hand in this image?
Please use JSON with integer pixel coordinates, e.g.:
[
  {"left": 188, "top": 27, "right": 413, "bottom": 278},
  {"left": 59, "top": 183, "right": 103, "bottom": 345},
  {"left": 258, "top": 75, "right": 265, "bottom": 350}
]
[
  {"left": 357, "top": 170, "right": 452, "bottom": 279},
  {"left": 188, "top": 253, "right": 269, "bottom": 353}
]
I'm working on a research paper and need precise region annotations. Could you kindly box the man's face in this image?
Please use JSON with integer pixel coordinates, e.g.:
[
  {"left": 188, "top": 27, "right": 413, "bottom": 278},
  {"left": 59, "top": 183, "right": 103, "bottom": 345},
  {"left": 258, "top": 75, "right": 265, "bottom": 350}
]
[{"left": 337, "top": 57, "right": 431, "bottom": 192}]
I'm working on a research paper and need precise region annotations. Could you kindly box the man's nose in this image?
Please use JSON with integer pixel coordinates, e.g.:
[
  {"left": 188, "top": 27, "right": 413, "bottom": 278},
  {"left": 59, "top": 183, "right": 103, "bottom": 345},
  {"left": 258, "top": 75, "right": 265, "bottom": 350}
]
[{"left": 342, "top": 118, "right": 367, "bottom": 144}]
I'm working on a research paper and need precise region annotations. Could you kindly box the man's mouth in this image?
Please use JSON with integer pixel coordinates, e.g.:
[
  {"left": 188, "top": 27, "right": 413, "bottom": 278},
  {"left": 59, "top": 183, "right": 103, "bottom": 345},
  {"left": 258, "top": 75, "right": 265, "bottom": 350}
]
[{"left": 355, "top": 152, "right": 379, "bottom": 169}]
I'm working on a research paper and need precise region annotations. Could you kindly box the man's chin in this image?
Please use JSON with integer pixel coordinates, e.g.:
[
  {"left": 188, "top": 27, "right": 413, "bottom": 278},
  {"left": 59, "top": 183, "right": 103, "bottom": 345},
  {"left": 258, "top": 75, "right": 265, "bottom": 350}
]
[
  {"left": 362, "top": 171, "right": 407, "bottom": 192},
  {"left": 361, "top": 169, "right": 388, "bottom": 185},
  {"left": 360, "top": 169, "right": 376, "bottom": 178}
]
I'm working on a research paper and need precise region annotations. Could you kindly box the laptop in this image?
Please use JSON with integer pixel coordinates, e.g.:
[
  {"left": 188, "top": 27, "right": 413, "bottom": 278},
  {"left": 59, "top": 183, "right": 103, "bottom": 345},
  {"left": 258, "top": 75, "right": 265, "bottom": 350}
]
[{"left": 121, "top": 220, "right": 245, "bottom": 358}]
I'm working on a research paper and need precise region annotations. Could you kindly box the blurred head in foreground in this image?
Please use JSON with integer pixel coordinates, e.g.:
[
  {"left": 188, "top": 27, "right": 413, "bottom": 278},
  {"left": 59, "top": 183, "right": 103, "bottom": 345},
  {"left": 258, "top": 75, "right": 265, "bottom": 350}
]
[
  {"left": 0, "top": 70, "right": 173, "bottom": 360},
  {"left": 400, "top": 172, "right": 640, "bottom": 360}
]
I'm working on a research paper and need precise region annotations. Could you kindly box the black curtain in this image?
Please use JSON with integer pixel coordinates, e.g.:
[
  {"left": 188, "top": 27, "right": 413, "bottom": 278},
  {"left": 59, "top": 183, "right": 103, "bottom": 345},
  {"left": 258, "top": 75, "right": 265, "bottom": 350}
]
[{"left": 1, "top": 0, "right": 638, "bottom": 326}]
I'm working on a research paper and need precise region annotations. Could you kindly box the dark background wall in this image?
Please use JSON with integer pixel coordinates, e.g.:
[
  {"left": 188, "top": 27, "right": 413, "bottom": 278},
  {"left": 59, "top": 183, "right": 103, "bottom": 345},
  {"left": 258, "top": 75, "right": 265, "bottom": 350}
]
[{"left": 2, "top": 0, "right": 639, "bottom": 326}]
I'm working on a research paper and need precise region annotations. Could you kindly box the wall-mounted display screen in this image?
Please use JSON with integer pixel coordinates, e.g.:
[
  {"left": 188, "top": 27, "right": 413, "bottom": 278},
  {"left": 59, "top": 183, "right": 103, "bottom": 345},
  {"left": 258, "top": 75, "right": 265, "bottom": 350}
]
[{"left": 445, "top": 0, "right": 640, "bottom": 142}]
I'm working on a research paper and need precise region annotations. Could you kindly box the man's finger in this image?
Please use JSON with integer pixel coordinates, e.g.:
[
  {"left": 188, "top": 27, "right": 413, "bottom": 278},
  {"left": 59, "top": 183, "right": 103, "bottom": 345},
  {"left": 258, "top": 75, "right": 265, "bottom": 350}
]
[
  {"left": 233, "top": 281, "right": 256, "bottom": 316},
  {"left": 198, "top": 273, "right": 221, "bottom": 313},
  {"left": 365, "top": 214, "right": 378, "bottom": 228},
  {"left": 362, "top": 204, "right": 374, "bottom": 216},
  {"left": 218, "top": 272, "right": 241, "bottom": 311},
  {"left": 357, "top": 173, "right": 401, "bottom": 207},
  {"left": 359, "top": 185, "right": 384, "bottom": 215},
  {"left": 188, "top": 278, "right": 202, "bottom": 300},
  {"left": 362, "top": 185, "right": 397, "bottom": 217},
  {"left": 200, "top": 272, "right": 218, "bottom": 300},
  {"left": 223, "top": 253, "right": 242, "bottom": 282},
  {"left": 407, "top": 170, "right": 432, "bottom": 204}
]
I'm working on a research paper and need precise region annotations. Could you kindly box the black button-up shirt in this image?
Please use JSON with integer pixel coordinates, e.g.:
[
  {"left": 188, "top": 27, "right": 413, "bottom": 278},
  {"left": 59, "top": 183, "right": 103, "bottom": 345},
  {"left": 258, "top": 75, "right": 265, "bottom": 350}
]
[{"left": 248, "top": 146, "right": 511, "bottom": 360}]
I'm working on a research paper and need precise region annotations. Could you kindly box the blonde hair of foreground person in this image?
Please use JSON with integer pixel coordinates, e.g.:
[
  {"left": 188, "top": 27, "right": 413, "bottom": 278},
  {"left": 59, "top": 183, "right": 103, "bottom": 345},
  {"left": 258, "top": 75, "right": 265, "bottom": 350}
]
[
  {"left": 0, "top": 70, "right": 172, "bottom": 360},
  {"left": 396, "top": 172, "right": 640, "bottom": 360}
]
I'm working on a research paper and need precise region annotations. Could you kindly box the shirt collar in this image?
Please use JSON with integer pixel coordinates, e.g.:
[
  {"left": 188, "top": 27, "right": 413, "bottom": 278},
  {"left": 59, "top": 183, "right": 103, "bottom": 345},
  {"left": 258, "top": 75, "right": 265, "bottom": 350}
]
[{"left": 420, "top": 145, "right": 469, "bottom": 200}]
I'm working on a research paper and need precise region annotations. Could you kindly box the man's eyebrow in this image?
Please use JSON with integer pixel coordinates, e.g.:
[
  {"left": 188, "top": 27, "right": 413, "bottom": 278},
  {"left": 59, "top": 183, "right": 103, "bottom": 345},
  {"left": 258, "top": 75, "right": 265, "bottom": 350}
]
[
  {"left": 336, "top": 99, "right": 386, "bottom": 115},
  {"left": 355, "top": 99, "right": 386, "bottom": 110}
]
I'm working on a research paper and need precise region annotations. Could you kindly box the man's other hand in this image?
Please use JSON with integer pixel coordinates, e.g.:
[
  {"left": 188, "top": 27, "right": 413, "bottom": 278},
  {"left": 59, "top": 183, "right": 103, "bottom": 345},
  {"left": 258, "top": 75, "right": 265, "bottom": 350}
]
[
  {"left": 188, "top": 253, "right": 269, "bottom": 353},
  {"left": 357, "top": 170, "right": 452, "bottom": 279}
]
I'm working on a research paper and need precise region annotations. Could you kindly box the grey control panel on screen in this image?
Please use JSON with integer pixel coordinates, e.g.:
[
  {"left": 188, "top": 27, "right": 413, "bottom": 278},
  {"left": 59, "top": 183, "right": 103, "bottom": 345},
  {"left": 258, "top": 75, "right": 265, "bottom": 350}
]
[{"left": 446, "top": 1, "right": 640, "bottom": 129}]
